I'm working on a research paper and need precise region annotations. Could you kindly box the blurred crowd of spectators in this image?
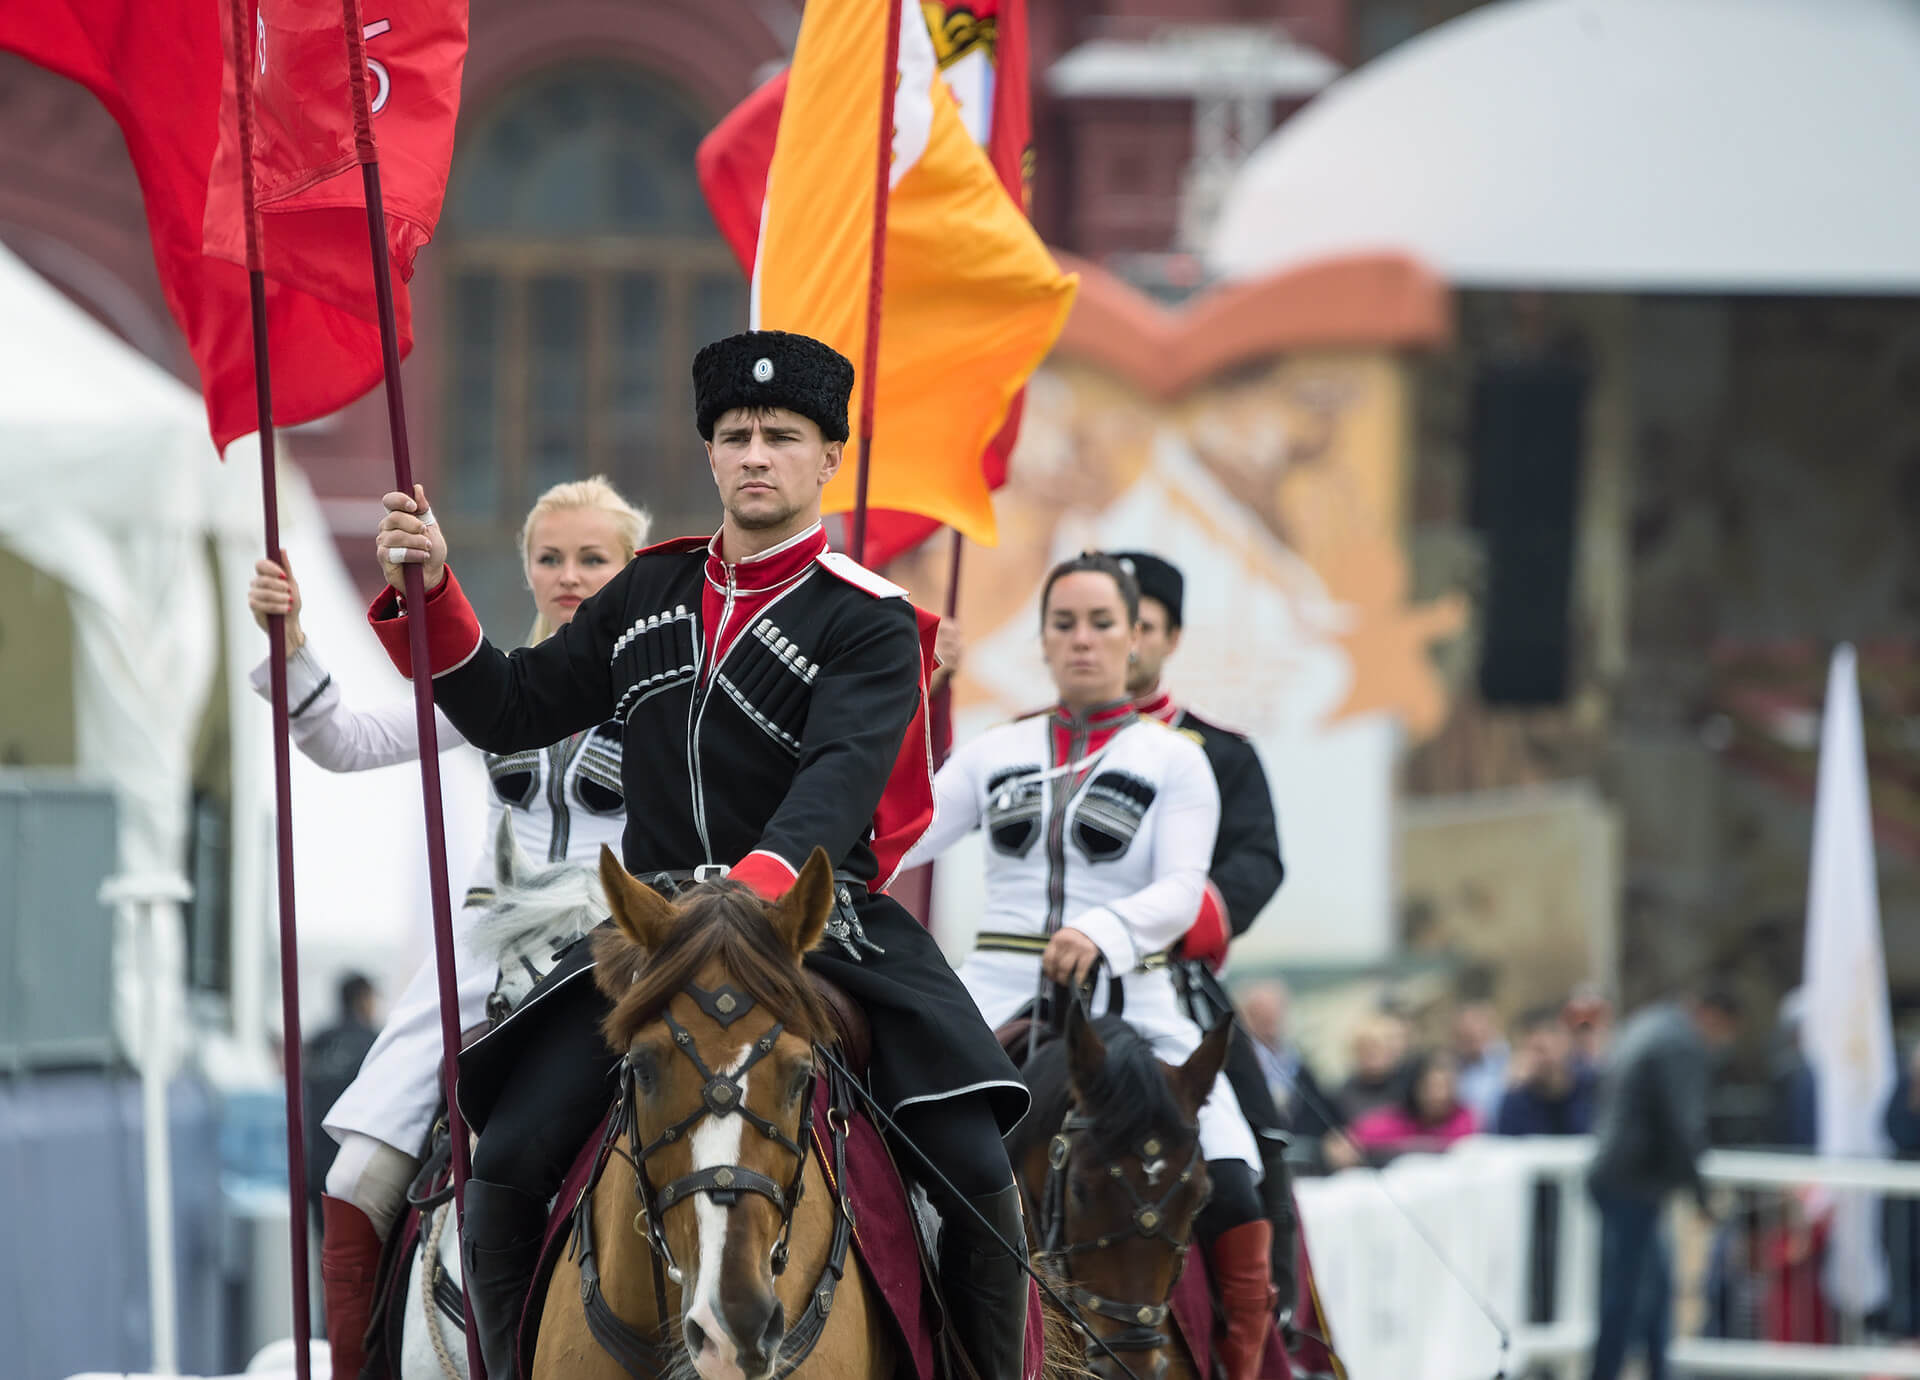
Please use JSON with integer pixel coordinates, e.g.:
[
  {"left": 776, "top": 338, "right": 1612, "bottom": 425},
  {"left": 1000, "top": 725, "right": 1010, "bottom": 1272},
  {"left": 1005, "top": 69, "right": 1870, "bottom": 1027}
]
[
  {"left": 1233, "top": 975, "right": 1614, "bottom": 1172},
  {"left": 1238, "top": 972, "right": 1920, "bottom": 1363}
]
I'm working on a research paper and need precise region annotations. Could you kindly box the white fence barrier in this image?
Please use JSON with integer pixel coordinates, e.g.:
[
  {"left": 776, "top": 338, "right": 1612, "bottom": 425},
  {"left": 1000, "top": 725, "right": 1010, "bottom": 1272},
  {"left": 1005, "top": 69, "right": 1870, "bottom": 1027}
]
[{"left": 1295, "top": 1137, "right": 1920, "bottom": 1380}]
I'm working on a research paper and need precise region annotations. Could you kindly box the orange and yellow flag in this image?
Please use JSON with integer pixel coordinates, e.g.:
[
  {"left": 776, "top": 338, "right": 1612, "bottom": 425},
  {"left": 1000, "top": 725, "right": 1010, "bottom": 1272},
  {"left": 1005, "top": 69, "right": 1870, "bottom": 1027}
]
[{"left": 751, "top": 0, "right": 1077, "bottom": 548}]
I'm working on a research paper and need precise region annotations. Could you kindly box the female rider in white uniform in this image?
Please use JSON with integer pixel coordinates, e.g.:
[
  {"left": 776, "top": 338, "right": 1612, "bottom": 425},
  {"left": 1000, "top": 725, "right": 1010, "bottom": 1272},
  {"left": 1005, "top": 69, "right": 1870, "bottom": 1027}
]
[
  {"left": 245, "top": 476, "right": 646, "bottom": 1380},
  {"left": 901, "top": 552, "right": 1277, "bottom": 1380}
]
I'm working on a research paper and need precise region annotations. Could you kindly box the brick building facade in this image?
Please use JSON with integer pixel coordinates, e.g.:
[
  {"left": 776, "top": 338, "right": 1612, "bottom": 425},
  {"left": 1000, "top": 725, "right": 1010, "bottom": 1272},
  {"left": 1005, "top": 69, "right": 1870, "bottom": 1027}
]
[{"left": 0, "top": 0, "right": 1349, "bottom": 625}]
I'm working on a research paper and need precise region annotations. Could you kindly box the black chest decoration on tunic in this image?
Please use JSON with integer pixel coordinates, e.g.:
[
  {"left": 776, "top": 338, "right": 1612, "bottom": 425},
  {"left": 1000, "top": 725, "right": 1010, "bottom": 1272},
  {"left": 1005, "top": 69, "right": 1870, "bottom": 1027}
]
[
  {"left": 1072, "top": 770, "right": 1156, "bottom": 862},
  {"left": 985, "top": 765, "right": 1046, "bottom": 858},
  {"left": 711, "top": 617, "right": 820, "bottom": 757},
  {"left": 611, "top": 606, "right": 698, "bottom": 722}
]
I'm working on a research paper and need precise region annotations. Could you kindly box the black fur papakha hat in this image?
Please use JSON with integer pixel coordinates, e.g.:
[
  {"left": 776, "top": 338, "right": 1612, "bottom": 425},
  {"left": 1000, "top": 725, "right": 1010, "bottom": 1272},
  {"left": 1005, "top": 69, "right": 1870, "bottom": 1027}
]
[
  {"left": 693, "top": 330, "right": 855, "bottom": 443},
  {"left": 1112, "top": 551, "right": 1185, "bottom": 628}
]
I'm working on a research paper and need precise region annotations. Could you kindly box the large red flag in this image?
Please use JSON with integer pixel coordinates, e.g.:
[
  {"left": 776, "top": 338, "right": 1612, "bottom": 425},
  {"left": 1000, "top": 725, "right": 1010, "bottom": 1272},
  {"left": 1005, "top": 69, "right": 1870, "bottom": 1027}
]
[
  {"left": 1, "top": 0, "right": 466, "bottom": 452},
  {"left": 697, "top": 0, "right": 1035, "bottom": 567}
]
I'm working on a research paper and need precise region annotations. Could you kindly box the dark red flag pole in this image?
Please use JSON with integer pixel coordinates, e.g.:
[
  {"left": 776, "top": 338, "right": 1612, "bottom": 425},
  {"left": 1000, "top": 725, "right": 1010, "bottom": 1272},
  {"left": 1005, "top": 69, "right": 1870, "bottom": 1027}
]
[
  {"left": 928, "top": 528, "right": 964, "bottom": 762},
  {"left": 337, "top": 3, "right": 485, "bottom": 1375},
  {"left": 905, "top": 528, "right": 964, "bottom": 928},
  {"left": 849, "top": 0, "right": 905, "bottom": 564},
  {"left": 943, "top": 527, "right": 964, "bottom": 622},
  {"left": 231, "top": 4, "right": 314, "bottom": 1377}
]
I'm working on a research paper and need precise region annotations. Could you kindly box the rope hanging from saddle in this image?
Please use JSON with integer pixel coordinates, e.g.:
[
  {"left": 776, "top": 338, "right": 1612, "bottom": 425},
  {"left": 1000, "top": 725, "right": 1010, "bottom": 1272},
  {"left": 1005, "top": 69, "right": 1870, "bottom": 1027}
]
[
  {"left": 1036, "top": 1107, "right": 1207, "bottom": 1369},
  {"left": 570, "top": 978, "right": 855, "bottom": 1380}
]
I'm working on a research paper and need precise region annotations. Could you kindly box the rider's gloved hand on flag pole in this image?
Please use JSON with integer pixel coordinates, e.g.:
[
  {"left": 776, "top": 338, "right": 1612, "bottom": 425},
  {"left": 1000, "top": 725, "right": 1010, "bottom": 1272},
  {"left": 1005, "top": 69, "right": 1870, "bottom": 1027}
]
[{"left": 376, "top": 485, "right": 447, "bottom": 593}]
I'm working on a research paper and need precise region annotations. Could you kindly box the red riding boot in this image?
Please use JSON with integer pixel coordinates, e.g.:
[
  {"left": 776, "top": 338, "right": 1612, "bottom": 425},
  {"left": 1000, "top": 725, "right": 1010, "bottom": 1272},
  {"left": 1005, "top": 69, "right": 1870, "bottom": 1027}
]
[
  {"left": 320, "top": 1195, "right": 384, "bottom": 1380},
  {"left": 1210, "top": 1219, "right": 1277, "bottom": 1380}
]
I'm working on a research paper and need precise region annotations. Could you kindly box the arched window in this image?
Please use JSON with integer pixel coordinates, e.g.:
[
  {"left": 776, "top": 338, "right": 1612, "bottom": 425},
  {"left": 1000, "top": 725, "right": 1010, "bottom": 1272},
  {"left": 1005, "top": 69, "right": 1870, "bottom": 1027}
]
[{"left": 441, "top": 65, "right": 744, "bottom": 633}]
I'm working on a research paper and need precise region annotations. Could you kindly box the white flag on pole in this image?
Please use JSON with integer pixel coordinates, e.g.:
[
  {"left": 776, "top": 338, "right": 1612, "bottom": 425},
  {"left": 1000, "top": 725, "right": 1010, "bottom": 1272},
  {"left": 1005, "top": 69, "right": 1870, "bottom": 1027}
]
[{"left": 1801, "top": 643, "right": 1896, "bottom": 1315}]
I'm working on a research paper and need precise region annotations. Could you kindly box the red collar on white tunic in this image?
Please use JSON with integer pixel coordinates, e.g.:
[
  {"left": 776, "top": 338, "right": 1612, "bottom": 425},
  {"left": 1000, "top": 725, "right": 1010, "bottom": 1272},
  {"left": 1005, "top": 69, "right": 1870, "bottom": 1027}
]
[
  {"left": 1048, "top": 697, "right": 1136, "bottom": 766},
  {"left": 1050, "top": 698, "right": 1137, "bottom": 733}
]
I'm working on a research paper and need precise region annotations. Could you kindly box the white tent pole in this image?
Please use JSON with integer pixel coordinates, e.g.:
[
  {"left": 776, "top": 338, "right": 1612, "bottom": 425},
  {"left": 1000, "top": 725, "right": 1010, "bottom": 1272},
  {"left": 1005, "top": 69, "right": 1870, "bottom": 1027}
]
[
  {"left": 142, "top": 901, "right": 179, "bottom": 1380},
  {"left": 103, "top": 872, "right": 194, "bottom": 1376}
]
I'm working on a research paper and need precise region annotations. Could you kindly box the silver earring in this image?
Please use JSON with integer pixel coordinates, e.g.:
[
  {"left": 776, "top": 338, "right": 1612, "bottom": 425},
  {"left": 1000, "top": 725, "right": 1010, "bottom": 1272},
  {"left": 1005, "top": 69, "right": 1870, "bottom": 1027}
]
[{"left": 1127, "top": 651, "right": 1139, "bottom": 664}]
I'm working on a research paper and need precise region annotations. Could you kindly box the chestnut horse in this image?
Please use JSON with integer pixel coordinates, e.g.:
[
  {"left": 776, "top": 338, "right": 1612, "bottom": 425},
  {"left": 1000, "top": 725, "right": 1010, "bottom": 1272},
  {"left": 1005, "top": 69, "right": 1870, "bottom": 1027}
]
[
  {"left": 1011, "top": 1007, "right": 1231, "bottom": 1380},
  {"left": 530, "top": 846, "right": 889, "bottom": 1380}
]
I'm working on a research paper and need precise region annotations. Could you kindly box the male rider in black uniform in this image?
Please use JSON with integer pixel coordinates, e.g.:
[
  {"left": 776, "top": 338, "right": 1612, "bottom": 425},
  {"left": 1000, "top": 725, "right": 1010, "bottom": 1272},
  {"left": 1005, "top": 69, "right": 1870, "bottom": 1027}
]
[
  {"left": 372, "top": 331, "right": 1029, "bottom": 1380},
  {"left": 1114, "top": 553, "right": 1285, "bottom": 962}
]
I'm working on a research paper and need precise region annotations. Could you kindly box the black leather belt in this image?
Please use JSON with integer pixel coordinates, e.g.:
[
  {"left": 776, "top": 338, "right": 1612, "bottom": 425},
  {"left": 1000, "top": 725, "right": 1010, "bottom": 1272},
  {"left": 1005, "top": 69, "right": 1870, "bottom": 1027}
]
[
  {"left": 631, "top": 865, "right": 739, "bottom": 894},
  {"left": 634, "top": 866, "right": 869, "bottom": 903}
]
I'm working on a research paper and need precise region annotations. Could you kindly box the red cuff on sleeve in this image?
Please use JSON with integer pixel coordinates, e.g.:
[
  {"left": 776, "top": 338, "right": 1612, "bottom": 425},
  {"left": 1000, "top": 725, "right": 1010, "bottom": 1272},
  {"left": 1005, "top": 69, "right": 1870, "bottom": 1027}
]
[
  {"left": 1178, "top": 881, "right": 1231, "bottom": 971},
  {"left": 367, "top": 565, "right": 482, "bottom": 680},
  {"left": 730, "top": 850, "right": 799, "bottom": 902}
]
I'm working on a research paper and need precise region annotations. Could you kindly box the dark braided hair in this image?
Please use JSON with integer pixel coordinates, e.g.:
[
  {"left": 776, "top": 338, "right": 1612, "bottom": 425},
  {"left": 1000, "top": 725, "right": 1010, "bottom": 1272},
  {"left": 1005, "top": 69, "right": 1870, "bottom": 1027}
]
[{"left": 1038, "top": 551, "right": 1141, "bottom": 627}]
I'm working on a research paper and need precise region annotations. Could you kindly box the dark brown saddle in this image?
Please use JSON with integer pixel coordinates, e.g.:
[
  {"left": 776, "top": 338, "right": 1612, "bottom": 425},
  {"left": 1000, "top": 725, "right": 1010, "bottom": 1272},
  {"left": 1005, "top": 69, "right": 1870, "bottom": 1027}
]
[{"left": 808, "top": 971, "right": 871, "bottom": 1077}]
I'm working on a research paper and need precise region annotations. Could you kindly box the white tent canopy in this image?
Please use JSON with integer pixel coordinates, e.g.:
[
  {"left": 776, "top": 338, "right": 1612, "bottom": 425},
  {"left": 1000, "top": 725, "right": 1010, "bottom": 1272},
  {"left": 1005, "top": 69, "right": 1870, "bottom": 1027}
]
[
  {"left": 0, "top": 243, "right": 486, "bottom": 1074},
  {"left": 1208, "top": 0, "right": 1920, "bottom": 293}
]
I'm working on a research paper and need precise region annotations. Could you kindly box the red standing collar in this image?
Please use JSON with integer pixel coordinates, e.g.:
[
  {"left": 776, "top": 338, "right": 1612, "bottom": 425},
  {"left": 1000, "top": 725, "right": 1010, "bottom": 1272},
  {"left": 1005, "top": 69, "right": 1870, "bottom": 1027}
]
[
  {"left": 1048, "top": 698, "right": 1136, "bottom": 765},
  {"left": 1134, "top": 687, "right": 1181, "bottom": 725},
  {"left": 704, "top": 522, "right": 829, "bottom": 596}
]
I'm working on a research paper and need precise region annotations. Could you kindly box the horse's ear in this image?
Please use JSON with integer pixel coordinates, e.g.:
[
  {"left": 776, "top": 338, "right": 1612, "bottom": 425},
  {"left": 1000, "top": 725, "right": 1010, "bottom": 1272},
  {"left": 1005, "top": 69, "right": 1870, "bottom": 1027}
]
[
  {"left": 1066, "top": 1000, "right": 1107, "bottom": 1090},
  {"left": 494, "top": 811, "right": 528, "bottom": 890},
  {"left": 769, "top": 847, "right": 835, "bottom": 958},
  {"left": 599, "top": 846, "right": 677, "bottom": 952},
  {"left": 1172, "top": 1016, "right": 1232, "bottom": 1117}
]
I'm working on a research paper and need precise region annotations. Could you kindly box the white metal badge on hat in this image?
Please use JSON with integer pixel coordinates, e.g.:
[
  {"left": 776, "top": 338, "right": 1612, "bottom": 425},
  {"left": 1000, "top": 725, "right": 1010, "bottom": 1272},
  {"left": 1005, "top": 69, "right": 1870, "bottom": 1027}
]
[{"left": 753, "top": 358, "right": 774, "bottom": 382}]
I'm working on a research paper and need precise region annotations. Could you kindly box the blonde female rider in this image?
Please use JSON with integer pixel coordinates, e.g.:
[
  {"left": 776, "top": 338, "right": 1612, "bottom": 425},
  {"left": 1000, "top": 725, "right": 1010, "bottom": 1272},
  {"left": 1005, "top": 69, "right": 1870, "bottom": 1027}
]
[{"left": 245, "top": 477, "right": 647, "bottom": 1380}]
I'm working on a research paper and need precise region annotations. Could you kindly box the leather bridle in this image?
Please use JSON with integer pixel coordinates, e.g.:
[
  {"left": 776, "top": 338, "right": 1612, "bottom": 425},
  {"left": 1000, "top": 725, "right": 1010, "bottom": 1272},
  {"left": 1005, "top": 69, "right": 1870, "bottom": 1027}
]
[
  {"left": 570, "top": 978, "right": 853, "bottom": 1380},
  {"left": 624, "top": 984, "right": 816, "bottom": 1283},
  {"left": 1036, "top": 1109, "right": 1208, "bottom": 1374}
]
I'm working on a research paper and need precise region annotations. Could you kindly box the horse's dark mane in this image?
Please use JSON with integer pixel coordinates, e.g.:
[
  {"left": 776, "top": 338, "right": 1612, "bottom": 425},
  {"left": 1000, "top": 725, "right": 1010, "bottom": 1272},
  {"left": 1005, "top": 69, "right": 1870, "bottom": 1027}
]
[
  {"left": 594, "top": 880, "right": 832, "bottom": 1051},
  {"left": 1007, "top": 1014, "right": 1194, "bottom": 1164}
]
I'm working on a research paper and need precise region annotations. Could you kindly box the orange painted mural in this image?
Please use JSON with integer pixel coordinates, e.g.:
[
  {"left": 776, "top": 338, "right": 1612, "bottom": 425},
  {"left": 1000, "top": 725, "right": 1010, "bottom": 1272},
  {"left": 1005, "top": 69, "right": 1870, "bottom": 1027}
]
[{"left": 889, "top": 255, "right": 1465, "bottom": 960}]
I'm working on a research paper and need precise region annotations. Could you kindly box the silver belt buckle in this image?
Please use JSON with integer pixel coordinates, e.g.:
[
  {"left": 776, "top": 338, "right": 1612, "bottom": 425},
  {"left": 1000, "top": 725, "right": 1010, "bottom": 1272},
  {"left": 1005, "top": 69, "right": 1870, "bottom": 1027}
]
[{"left": 692, "top": 863, "right": 731, "bottom": 883}]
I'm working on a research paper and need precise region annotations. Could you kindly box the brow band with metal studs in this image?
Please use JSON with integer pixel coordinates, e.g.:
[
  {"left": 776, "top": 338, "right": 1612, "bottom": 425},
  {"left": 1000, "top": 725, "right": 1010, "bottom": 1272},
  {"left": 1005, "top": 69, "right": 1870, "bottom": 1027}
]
[{"left": 686, "top": 980, "right": 756, "bottom": 1027}]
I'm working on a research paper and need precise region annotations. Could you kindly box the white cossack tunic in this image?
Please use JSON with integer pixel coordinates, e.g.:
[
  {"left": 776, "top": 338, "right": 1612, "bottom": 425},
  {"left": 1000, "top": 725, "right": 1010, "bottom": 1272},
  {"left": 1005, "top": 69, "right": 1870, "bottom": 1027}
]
[{"left": 903, "top": 701, "right": 1259, "bottom": 1170}]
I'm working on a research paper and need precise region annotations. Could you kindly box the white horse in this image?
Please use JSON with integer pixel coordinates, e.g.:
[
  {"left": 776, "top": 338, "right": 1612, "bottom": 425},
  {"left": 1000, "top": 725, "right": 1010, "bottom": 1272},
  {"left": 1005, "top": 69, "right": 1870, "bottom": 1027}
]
[
  {"left": 399, "top": 1197, "right": 468, "bottom": 1380},
  {"left": 398, "top": 817, "right": 608, "bottom": 1380}
]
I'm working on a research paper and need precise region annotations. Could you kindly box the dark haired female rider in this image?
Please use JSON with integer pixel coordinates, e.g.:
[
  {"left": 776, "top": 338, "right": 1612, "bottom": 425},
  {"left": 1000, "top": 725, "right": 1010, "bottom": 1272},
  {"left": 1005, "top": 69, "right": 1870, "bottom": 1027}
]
[{"left": 902, "top": 552, "right": 1277, "bottom": 1380}]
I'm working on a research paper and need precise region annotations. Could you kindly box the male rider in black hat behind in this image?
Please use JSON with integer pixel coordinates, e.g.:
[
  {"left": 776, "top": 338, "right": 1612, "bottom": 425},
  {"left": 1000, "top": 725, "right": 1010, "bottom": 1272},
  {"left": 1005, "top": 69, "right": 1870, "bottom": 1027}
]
[
  {"left": 1113, "top": 551, "right": 1339, "bottom": 1373},
  {"left": 1113, "top": 553, "right": 1284, "bottom": 970},
  {"left": 372, "top": 330, "right": 1031, "bottom": 1380}
]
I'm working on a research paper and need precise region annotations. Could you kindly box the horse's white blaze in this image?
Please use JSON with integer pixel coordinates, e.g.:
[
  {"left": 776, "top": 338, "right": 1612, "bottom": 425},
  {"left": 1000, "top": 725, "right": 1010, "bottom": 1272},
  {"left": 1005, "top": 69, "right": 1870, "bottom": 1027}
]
[{"left": 686, "top": 1041, "right": 752, "bottom": 1380}]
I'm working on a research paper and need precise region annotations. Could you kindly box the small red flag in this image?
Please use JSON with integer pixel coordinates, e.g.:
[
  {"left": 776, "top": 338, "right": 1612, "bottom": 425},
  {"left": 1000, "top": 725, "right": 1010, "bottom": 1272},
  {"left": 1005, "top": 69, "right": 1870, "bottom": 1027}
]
[
  {"left": 696, "top": 0, "right": 1035, "bottom": 567},
  {"left": 1, "top": 0, "right": 466, "bottom": 453},
  {"left": 205, "top": 0, "right": 466, "bottom": 323}
]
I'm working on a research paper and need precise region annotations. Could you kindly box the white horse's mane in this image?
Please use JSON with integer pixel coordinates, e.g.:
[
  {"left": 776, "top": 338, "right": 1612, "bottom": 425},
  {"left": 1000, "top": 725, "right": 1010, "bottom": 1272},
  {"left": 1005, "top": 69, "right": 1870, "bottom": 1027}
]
[{"left": 465, "top": 819, "right": 608, "bottom": 966}]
